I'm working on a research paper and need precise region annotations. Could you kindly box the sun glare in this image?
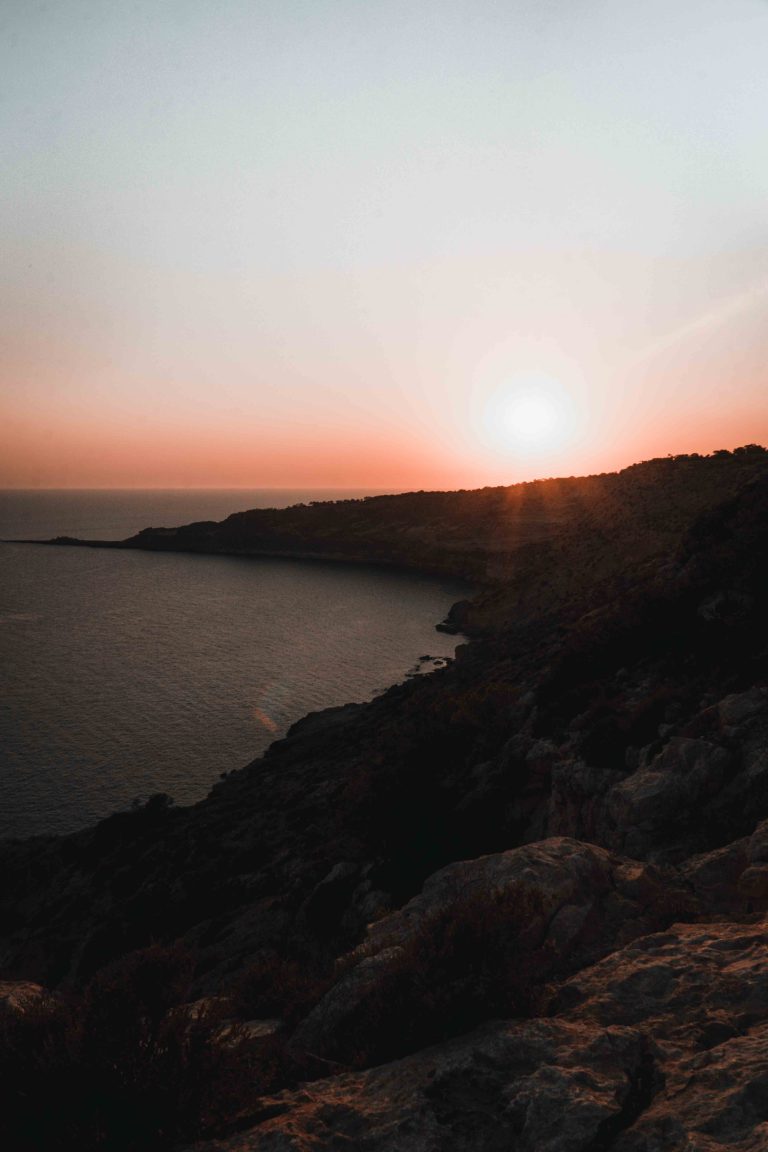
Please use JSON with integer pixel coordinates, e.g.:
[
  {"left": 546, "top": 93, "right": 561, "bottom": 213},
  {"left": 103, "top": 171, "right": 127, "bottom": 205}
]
[
  {"left": 478, "top": 374, "right": 578, "bottom": 459},
  {"left": 501, "top": 393, "right": 559, "bottom": 445}
]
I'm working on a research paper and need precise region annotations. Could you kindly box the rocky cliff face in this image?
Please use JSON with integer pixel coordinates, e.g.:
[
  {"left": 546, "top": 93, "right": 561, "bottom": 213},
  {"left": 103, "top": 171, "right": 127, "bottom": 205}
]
[{"left": 2, "top": 447, "right": 768, "bottom": 1150}]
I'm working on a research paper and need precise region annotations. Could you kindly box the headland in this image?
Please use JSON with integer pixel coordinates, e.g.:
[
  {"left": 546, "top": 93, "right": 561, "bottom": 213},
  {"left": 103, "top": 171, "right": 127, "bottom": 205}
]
[{"left": 2, "top": 445, "right": 768, "bottom": 1151}]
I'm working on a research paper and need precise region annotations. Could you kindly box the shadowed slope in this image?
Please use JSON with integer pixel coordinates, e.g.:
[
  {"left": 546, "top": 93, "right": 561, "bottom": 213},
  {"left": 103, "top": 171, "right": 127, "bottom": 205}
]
[{"left": 1, "top": 447, "right": 768, "bottom": 1150}]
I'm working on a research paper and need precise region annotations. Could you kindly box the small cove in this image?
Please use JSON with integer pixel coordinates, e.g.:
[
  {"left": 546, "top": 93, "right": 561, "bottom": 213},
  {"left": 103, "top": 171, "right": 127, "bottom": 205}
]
[{"left": 0, "top": 491, "right": 468, "bottom": 839}]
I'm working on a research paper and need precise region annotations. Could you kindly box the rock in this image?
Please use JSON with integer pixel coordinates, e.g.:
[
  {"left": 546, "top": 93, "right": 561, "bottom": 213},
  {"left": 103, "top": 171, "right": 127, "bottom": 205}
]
[
  {"left": 239, "top": 1019, "right": 281, "bottom": 1040},
  {"left": 679, "top": 819, "right": 768, "bottom": 915},
  {"left": 435, "top": 599, "right": 472, "bottom": 634},
  {"left": 0, "top": 981, "right": 46, "bottom": 1015},
  {"left": 549, "top": 918, "right": 768, "bottom": 1148},
  {"left": 289, "top": 944, "right": 407, "bottom": 1064},
  {"left": 216, "top": 1018, "right": 282, "bottom": 1047},
  {"left": 719, "top": 687, "right": 768, "bottom": 728},
  {"left": 291, "top": 839, "right": 686, "bottom": 1064},
  {"left": 548, "top": 758, "right": 616, "bottom": 843},
  {"left": 364, "top": 838, "right": 616, "bottom": 957},
  {"left": 612, "top": 1023, "right": 768, "bottom": 1151},
  {"left": 698, "top": 588, "right": 755, "bottom": 623},
  {"left": 193, "top": 1018, "right": 654, "bottom": 1152},
  {"left": 453, "top": 733, "right": 558, "bottom": 845},
  {"left": 299, "top": 862, "right": 360, "bottom": 935},
  {"left": 703, "top": 703, "right": 768, "bottom": 845},
  {"left": 748, "top": 820, "right": 768, "bottom": 862},
  {"left": 604, "top": 738, "right": 732, "bottom": 860},
  {"left": 279, "top": 703, "right": 364, "bottom": 744},
  {"left": 554, "top": 918, "right": 768, "bottom": 1058},
  {"left": 682, "top": 839, "right": 750, "bottom": 913},
  {"left": 738, "top": 865, "right": 768, "bottom": 900}
]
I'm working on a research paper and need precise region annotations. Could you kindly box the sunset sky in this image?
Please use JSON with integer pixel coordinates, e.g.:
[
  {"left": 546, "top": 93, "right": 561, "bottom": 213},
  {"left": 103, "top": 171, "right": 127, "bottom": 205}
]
[{"left": 2, "top": 0, "right": 767, "bottom": 489}]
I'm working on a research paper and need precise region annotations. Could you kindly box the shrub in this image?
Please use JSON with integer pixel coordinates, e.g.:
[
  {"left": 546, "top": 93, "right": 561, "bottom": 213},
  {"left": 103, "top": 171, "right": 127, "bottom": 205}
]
[
  {"left": 0, "top": 993, "right": 85, "bottom": 1151},
  {"left": 0, "top": 944, "right": 276, "bottom": 1151},
  {"left": 228, "top": 947, "right": 340, "bottom": 1026}
]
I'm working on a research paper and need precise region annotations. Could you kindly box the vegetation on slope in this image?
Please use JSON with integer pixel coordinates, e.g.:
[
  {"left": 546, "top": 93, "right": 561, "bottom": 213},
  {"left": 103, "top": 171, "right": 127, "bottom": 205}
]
[{"left": 2, "top": 446, "right": 768, "bottom": 1149}]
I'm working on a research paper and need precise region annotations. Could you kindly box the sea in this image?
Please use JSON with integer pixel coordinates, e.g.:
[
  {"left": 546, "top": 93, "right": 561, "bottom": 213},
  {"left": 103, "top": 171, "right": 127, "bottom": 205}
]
[{"left": 0, "top": 489, "right": 468, "bottom": 840}]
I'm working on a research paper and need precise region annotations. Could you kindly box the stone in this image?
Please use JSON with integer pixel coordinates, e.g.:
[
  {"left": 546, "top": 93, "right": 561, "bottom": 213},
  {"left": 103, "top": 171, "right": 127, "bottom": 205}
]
[
  {"left": 0, "top": 981, "right": 45, "bottom": 1015},
  {"left": 718, "top": 687, "right": 768, "bottom": 728},
  {"left": 194, "top": 1019, "right": 653, "bottom": 1152},
  {"left": 291, "top": 839, "right": 684, "bottom": 1064},
  {"left": 613, "top": 1024, "right": 768, "bottom": 1151},
  {"left": 604, "top": 738, "right": 731, "bottom": 859},
  {"left": 554, "top": 918, "right": 768, "bottom": 1058},
  {"left": 738, "top": 865, "right": 768, "bottom": 900}
]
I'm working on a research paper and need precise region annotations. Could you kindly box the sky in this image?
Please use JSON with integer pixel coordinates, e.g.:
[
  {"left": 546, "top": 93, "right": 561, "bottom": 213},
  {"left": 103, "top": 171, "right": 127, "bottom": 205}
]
[{"left": 1, "top": 0, "right": 767, "bottom": 489}]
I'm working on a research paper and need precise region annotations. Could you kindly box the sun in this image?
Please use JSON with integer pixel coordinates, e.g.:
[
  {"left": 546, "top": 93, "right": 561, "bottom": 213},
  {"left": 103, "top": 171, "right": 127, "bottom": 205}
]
[
  {"left": 480, "top": 374, "right": 576, "bottom": 457},
  {"left": 500, "top": 392, "right": 560, "bottom": 446}
]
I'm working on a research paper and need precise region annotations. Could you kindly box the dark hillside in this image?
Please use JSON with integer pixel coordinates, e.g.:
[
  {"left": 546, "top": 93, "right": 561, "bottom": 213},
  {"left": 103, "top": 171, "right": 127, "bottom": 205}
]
[
  {"left": 31, "top": 446, "right": 767, "bottom": 591},
  {"left": 2, "top": 445, "right": 768, "bottom": 1151}
]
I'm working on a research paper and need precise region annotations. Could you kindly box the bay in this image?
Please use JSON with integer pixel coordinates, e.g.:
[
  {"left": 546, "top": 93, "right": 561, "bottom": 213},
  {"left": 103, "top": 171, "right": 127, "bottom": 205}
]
[{"left": 0, "top": 490, "right": 467, "bottom": 839}]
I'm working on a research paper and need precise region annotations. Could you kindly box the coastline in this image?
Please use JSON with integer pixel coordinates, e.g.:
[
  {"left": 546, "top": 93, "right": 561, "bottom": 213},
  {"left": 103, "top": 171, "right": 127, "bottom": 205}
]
[
  {"left": 0, "top": 530, "right": 471, "bottom": 841},
  {"left": 2, "top": 449, "right": 768, "bottom": 1150}
]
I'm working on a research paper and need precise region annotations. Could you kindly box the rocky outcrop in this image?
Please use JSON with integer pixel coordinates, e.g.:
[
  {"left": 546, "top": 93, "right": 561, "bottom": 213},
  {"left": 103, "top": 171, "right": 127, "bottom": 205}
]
[
  {"left": 2, "top": 449, "right": 768, "bottom": 1149},
  {"left": 518, "top": 683, "right": 768, "bottom": 868},
  {"left": 613, "top": 1024, "right": 768, "bottom": 1151},
  {"left": 289, "top": 838, "right": 687, "bottom": 1066},
  {"left": 681, "top": 815, "right": 768, "bottom": 915},
  {"left": 603, "top": 737, "right": 733, "bottom": 861},
  {"left": 196, "top": 1019, "right": 656, "bottom": 1152},
  {"left": 192, "top": 916, "right": 768, "bottom": 1151},
  {"left": 555, "top": 918, "right": 768, "bottom": 1051},
  {"left": 554, "top": 918, "right": 768, "bottom": 1151}
]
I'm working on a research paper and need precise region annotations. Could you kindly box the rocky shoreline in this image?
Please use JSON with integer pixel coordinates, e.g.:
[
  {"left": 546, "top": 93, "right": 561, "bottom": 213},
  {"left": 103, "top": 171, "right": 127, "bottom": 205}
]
[{"left": 1, "top": 446, "right": 768, "bottom": 1150}]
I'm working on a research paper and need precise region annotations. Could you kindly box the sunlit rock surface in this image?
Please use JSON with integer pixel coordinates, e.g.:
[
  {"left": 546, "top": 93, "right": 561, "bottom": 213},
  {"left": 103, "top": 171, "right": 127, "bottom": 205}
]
[{"left": 196, "top": 1019, "right": 654, "bottom": 1152}]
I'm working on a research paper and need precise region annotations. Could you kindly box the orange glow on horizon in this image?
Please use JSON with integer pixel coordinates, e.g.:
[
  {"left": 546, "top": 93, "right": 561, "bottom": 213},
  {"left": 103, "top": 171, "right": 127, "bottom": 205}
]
[{"left": 2, "top": 391, "right": 767, "bottom": 492}]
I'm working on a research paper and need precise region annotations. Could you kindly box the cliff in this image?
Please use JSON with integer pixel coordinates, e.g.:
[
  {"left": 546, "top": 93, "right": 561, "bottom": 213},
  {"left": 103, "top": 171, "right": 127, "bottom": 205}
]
[{"left": 2, "top": 445, "right": 768, "bottom": 1151}]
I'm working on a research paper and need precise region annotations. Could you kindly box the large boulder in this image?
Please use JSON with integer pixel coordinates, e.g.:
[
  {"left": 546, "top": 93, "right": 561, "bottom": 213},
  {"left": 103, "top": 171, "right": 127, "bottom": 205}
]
[
  {"left": 604, "top": 738, "right": 732, "bottom": 860},
  {"left": 553, "top": 917, "right": 768, "bottom": 1149},
  {"left": 194, "top": 1018, "right": 654, "bottom": 1152},
  {"left": 290, "top": 838, "right": 687, "bottom": 1065}
]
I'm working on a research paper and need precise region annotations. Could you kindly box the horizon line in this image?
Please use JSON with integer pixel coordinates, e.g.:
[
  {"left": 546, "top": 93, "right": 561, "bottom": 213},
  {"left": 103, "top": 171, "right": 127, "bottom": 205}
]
[{"left": 1, "top": 445, "right": 765, "bottom": 496}]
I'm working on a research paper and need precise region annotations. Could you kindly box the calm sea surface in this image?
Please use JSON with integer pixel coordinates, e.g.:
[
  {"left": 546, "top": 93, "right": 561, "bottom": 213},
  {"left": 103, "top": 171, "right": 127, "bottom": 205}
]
[{"left": 0, "top": 490, "right": 467, "bottom": 840}]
